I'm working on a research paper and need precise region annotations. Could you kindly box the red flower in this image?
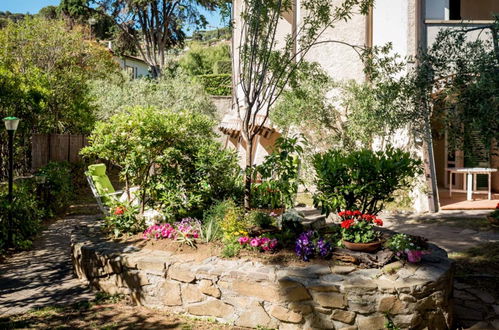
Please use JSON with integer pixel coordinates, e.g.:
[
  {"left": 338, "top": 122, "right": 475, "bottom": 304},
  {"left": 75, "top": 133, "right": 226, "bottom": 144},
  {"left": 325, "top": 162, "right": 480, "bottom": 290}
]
[
  {"left": 362, "top": 214, "right": 373, "bottom": 222},
  {"left": 353, "top": 210, "right": 362, "bottom": 217},
  {"left": 114, "top": 207, "right": 124, "bottom": 215},
  {"left": 341, "top": 219, "right": 355, "bottom": 229},
  {"left": 345, "top": 210, "right": 353, "bottom": 217},
  {"left": 374, "top": 218, "right": 383, "bottom": 226},
  {"left": 338, "top": 211, "right": 346, "bottom": 217},
  {"left": 496, "top": 203, "right": 499, "bottom": 209}
]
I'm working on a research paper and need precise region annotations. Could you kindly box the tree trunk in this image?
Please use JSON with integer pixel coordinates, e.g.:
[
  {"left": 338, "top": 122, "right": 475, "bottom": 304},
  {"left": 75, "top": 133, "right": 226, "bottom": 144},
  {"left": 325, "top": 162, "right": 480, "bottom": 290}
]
[{"left": 243, "top": 137, "right": 254, "bottom": 210}]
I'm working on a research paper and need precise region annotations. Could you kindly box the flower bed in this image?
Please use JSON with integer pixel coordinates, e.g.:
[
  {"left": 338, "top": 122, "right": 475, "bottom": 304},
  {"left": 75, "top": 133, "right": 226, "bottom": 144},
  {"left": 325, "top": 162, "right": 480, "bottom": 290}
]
[{"left": 72, "top": 222, "right": 455, "bottom": 330}]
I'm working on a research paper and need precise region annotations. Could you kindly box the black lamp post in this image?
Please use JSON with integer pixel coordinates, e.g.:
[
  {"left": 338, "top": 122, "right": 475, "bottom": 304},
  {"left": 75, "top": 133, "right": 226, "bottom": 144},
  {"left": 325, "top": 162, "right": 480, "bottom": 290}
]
[{"left": 3, "top": 117, "right": 20, "bottom": 248}]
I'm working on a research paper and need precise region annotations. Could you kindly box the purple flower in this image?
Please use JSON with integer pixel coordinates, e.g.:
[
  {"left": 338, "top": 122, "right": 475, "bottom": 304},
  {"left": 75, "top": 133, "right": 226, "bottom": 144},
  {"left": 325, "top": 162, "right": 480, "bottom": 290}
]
[{"left": 316, "top": 238, "right": 332, "bottom": 258}]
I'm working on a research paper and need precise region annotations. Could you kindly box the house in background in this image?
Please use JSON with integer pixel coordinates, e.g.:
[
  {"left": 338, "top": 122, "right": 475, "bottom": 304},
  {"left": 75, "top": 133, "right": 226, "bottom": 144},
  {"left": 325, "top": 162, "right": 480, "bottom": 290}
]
[
  {"left": 106, "top": 41, "right": 151, "bottom": 79},
  {"left": 116, "top": 54, "right": 151, "bottom": 79},
  {"left": 221, "top": 0, "right": 499, "bottom": 212}
]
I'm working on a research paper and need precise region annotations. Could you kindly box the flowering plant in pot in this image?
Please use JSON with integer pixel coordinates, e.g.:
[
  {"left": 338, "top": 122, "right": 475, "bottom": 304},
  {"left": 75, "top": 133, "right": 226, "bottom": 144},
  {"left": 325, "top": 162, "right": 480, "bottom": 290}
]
[
  {"left": 386, "top": 233, "right": 430, "bottom": 263},
  {"left": 339, "top": 210, "right": 383, "bottom": 253}
]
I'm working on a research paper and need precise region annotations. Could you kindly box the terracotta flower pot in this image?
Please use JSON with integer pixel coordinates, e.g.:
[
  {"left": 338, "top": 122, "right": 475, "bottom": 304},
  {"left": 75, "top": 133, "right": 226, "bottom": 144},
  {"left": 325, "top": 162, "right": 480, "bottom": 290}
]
[{"left": 342, "top": 240, "right": 382, "bottom": 253}]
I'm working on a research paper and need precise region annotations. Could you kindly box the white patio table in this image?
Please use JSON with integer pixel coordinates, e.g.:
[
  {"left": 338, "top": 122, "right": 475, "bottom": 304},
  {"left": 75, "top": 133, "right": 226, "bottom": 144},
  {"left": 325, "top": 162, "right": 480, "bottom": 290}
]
[{"left": 448, "top": 167, "right": 498, "bottom": 200}]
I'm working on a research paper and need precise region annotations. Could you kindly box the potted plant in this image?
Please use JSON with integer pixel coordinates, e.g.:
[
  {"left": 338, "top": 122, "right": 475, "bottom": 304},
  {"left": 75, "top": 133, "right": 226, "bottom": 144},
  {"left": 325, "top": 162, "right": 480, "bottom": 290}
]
[
  {"left": 386, "top": 233, "right": 430, "bottom": 263},
  {"left": 338, "top": 210, "right": 384, "bottom": 253},
  {"left": 487, "top": 203, "right": 499, "bottom": 226}
]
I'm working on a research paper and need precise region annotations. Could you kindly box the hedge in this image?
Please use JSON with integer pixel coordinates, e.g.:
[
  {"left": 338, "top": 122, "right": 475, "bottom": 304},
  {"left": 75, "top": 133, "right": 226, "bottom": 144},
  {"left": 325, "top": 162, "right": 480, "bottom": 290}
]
[{"left": 195, "top": 74, "right": 232, "bottom": 96}]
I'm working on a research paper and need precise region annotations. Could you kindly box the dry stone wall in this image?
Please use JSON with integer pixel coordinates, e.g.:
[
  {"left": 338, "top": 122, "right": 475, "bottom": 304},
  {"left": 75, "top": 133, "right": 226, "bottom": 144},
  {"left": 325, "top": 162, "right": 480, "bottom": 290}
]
[{"left": 71, "top": 225, "right": 454, "bottom": 329}]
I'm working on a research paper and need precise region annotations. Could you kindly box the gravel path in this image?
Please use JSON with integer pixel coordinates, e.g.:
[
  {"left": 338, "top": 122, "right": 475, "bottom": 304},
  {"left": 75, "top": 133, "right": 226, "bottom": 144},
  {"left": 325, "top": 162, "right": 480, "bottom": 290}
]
[{"left": 0, "top": 214, "right": 98, "bottom": 317}]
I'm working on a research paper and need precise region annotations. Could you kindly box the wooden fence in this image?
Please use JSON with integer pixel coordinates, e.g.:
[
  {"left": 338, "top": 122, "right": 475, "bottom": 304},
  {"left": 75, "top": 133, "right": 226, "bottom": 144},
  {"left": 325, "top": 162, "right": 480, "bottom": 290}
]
[{"left": 31, "top": 134, "right": 87, "bottom": 170}]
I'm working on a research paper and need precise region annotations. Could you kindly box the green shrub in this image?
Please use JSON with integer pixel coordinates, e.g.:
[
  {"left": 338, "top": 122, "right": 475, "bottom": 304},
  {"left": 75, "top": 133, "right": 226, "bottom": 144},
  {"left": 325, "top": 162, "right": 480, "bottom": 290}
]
[
  {"left": 217, "top": 200, "right": 248, "bottom": 242},
  {"left": 213, "top": 60, "right": 232, "bottom": 74},
  {"left": 179, "top": 42, "right": 230, "bottom": 76},
  {"left": 82, "top": 106, "right": 242, "bottom": 220},
  {"left": 202, "top": 200, "right": 236, "bottom": 242},
  {"left": 246, "top": 210, "right": 274, "bottom": 229},
  {"left": 106, "top": 202, "right": 143, "bottom": 237},
  {"left": 252, "top": 136, "right": 304, "bottom": 209},
  {"left": 195, "top": 74, "right": 231, "bottom": 96},
  {"left": 313, "top": 147, "right": 422, "bottom": 215},
  {"left": 0, "top": 182, "right": 44, "bottom": 251},
  {"left": 36, "top": 162, "right": 74, "bottom": 215}
]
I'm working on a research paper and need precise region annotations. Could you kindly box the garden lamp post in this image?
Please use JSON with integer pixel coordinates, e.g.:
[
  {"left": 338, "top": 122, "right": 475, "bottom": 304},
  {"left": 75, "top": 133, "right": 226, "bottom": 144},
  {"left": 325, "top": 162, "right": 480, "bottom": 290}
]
[{"left": 3, "top": 117, "right": 20, "bottom": 248}]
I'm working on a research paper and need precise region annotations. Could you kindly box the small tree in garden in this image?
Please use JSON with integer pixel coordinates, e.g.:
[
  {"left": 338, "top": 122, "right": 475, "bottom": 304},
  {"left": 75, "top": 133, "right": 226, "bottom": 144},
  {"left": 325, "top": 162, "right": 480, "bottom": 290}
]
[
  {"left": 313, "top": 147, "right": 422, "bottom": 215},
  {"left": 81, "top": 106, "right": 241, "bottom": 218},
  {"left": 236, "top": 0, "right": 373, "bottom": 209}
]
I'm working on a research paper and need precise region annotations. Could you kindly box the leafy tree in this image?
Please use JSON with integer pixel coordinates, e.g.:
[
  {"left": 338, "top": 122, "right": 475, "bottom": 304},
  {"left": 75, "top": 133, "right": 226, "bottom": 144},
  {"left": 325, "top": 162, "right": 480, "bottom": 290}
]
[
  {"left": 89, "top": 72, "right": 217, "bottom": 119},
  {"left": 81, "top": 107, "right": 241, "bottom": 217},
  {"left": 0, "top": 17, "right": 118, "bottom": 179},
  {"left": 236, "top": 0, "right": 373, "bottom": 208},
  {"left": 179, "top": 42, "right": 230, "bottom": 76},
  {"left": 66, "top": 0, "right": 223, "bottom": 77}
]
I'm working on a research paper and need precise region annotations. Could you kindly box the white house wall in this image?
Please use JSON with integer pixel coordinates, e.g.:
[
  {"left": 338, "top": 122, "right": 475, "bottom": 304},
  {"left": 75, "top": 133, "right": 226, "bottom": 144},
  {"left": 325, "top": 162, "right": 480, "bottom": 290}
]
[{"left": 373, "top": 0, "right": 409, "bottom": 58}]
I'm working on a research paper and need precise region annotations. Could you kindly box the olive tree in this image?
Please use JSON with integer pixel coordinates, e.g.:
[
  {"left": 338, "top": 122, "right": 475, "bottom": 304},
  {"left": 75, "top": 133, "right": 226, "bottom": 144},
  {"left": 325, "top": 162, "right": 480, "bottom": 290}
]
[{"left": 235, "top": 0, "right": 373, "bottom": 209}]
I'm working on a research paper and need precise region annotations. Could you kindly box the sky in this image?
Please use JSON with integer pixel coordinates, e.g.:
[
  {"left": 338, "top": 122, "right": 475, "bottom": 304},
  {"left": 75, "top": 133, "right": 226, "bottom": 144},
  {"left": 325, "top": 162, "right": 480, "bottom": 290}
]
[{"left": 0, "top": 0, "right": 226, "bottom": 30}]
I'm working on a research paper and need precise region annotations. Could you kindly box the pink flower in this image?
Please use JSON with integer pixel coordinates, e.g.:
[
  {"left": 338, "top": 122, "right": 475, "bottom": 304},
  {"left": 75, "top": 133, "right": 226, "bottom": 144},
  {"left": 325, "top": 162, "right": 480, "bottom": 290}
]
[
  {"left": 406, "top": 250, "right": 423, "bottom": 263},
  {"left": 269, "top": 239, "right": 278, "bottom": 250},
  {"left": 238, "top": 236, "right": 250, "bottom": 245},
  {"left": 250, "top": 238, "right": 260, "bottom": 247}
]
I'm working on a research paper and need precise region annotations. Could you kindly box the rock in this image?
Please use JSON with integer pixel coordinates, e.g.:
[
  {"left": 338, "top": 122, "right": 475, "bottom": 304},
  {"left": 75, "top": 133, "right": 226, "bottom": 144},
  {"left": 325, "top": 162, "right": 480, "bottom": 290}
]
[
  {"left": 199, "top": 279, "right": 221, "bottom": 298},
  {"left": 399, "top": 294, "right": 416, "bottom": 302},
  {"left": 232, "top": 280, "right": 280, "bottom": 302},
  {"left": 269, "top": 305, "right": 303, "bottom": 323},
  {"left": 466, "top": 288, "right": 496, "bottom": 304},
  {"left": 288, "top": 302, "right": 313, "bottom": 315},
  {"left": 460, "top": 229, "right": 477, "bottom": 235},
  {"left": 394, "top": 313, "right": 421, "bottom": 328},
  {"left": 377, "top": 295, "right": 396, "bottom": 312},
  {"left": 119, "top": 270, "right": 149, "bottom": 288},
  {"left": 493, "top": 305, "right": 499, "bottom": 315},
  {"left": 236, "top": 301, "right": 273, "bottom": 328},
  {"left": 467, "top": 321, "right": 494, "bottom": 329},
  {"left": 382, "top": 261, "right": 404, "bottom": 274},
  {"left": 136, "top": 256, "right": 167, "bottom": 272},
  {"left": 357, "top": 315, "right": 386, "bottom": 330},
  {"left": 342, "top": 276, "right": 378, "bottom": 291},
  {"left": 331, "top": 310, "right": 356, "bottom": 324},
  {"left": 169, "top": 265, "right": 195, "bottom": 283},
  {"left": 187, "top": 299, "right": 234, "bottom": 318},
  {"left": 454, "top": 305, "right": 484, "bottom": 321},
  {"left": 454, "top": 289, "right": 477, "bottom": 301},
  {"left": 161, "top": 281, "right": 182, "bottom": 306},
  {"left": 330, "top": 265, "right": 356, "bottom": 274},
  {"left": 182, "top": 284, "right": 203, "bottom": 303},
  {"left": 281, "top": 285, "right": 312, "bottom": 302},
  {"left": 314, "top": 292, "right": 347, "bottom": 308}
]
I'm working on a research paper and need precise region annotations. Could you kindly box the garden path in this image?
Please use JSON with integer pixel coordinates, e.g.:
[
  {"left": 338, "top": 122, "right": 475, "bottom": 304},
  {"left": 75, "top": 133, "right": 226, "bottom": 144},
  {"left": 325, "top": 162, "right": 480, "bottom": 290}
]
[
  {"left": 0, "top": 213, "right": 98, "bottom": 317},
  {"left": 381, "top": 210, "right": 499, "bottom": 254}
]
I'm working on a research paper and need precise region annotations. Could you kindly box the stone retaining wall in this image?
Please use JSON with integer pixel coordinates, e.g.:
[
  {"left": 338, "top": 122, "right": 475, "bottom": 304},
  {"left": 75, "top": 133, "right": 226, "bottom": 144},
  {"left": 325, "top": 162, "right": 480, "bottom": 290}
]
[{"left": 71, "top": 226, "right": 454, "bottom": 329}]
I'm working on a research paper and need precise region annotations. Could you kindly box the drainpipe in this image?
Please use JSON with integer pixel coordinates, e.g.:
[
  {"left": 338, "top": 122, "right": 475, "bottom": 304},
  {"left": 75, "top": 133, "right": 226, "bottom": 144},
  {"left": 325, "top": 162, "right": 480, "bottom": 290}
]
[{"left": 418, "top": 0, "right": 440, "bottom": 213}]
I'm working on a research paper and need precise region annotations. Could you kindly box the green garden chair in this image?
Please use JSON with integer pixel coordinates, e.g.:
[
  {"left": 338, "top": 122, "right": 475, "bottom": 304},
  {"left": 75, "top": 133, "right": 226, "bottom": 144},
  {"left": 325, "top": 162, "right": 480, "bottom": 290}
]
[{"left": 86, "top": 163, "right": 124, "bottom": 214}]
